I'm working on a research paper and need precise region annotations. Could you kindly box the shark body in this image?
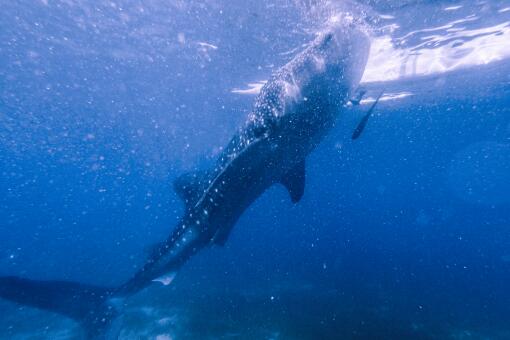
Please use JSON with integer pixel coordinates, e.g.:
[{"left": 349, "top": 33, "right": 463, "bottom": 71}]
[
  {"left": 0, "top": 19, "right": 370, "bottom": 339},
  {"left": 120, "top": 20, "right": 370, "bottom": 294}
]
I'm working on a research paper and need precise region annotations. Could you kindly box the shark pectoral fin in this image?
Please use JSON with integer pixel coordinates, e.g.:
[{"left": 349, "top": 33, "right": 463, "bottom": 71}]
[
  {"left": 173, "top": 171, "right": 207, "bottom": 209},
  {"left": 281, "top": 161, "right": 306, "bottom": 203},
  {"left": 352, "top": 90, "right": 384, "bottom": 140},
  {"left": 211, "top": 227, "right": 231, "bottom": 247},
  {"left": 152, "top": 272, "right": 177, "bottom": 286}
]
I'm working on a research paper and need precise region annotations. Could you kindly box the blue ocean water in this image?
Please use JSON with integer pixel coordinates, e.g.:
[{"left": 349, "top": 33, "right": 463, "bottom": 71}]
[{"left": 1, "top": 0, "right": 509, "bottom": 339}]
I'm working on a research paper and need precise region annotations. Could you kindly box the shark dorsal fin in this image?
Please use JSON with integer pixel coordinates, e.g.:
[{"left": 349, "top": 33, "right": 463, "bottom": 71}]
[
  {"left": 281, "top": 161, "right": 306, "bottom": 203},
  {"left": 173, "top": 171, "right": 207, "bottom": 208}
]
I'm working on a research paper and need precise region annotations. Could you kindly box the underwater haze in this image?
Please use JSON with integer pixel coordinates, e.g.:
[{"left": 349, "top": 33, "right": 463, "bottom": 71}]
[{"left": 1, "top": 0, "right": 510, "bottom": 339}]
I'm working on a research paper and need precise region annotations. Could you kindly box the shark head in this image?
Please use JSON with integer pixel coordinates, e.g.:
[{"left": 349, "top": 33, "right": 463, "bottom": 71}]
[
  {"left": 270, "top": 17, "right": 371, "bottom": 158},
  {"left": 286, "top": 18, "right": 371, "bottom": 107},
  {"left": 303, "top": 17, "right": 370, "bottom": 97}
]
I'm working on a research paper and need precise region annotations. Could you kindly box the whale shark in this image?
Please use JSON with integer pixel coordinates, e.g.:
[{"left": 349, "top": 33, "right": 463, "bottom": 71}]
[{"left": 0, "top": 18, "right": 370, "bottom": 339}]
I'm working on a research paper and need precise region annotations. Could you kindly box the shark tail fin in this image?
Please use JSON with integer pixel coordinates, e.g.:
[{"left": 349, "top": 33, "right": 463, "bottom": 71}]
[{"left": 0, "top": 276, "right": 124, "bottom": 339}]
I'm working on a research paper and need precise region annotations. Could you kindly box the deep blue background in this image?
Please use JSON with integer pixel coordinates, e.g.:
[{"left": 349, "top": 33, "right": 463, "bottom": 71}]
[{"left": 1, "top": 0, "right": 509, "bottom": 338}]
